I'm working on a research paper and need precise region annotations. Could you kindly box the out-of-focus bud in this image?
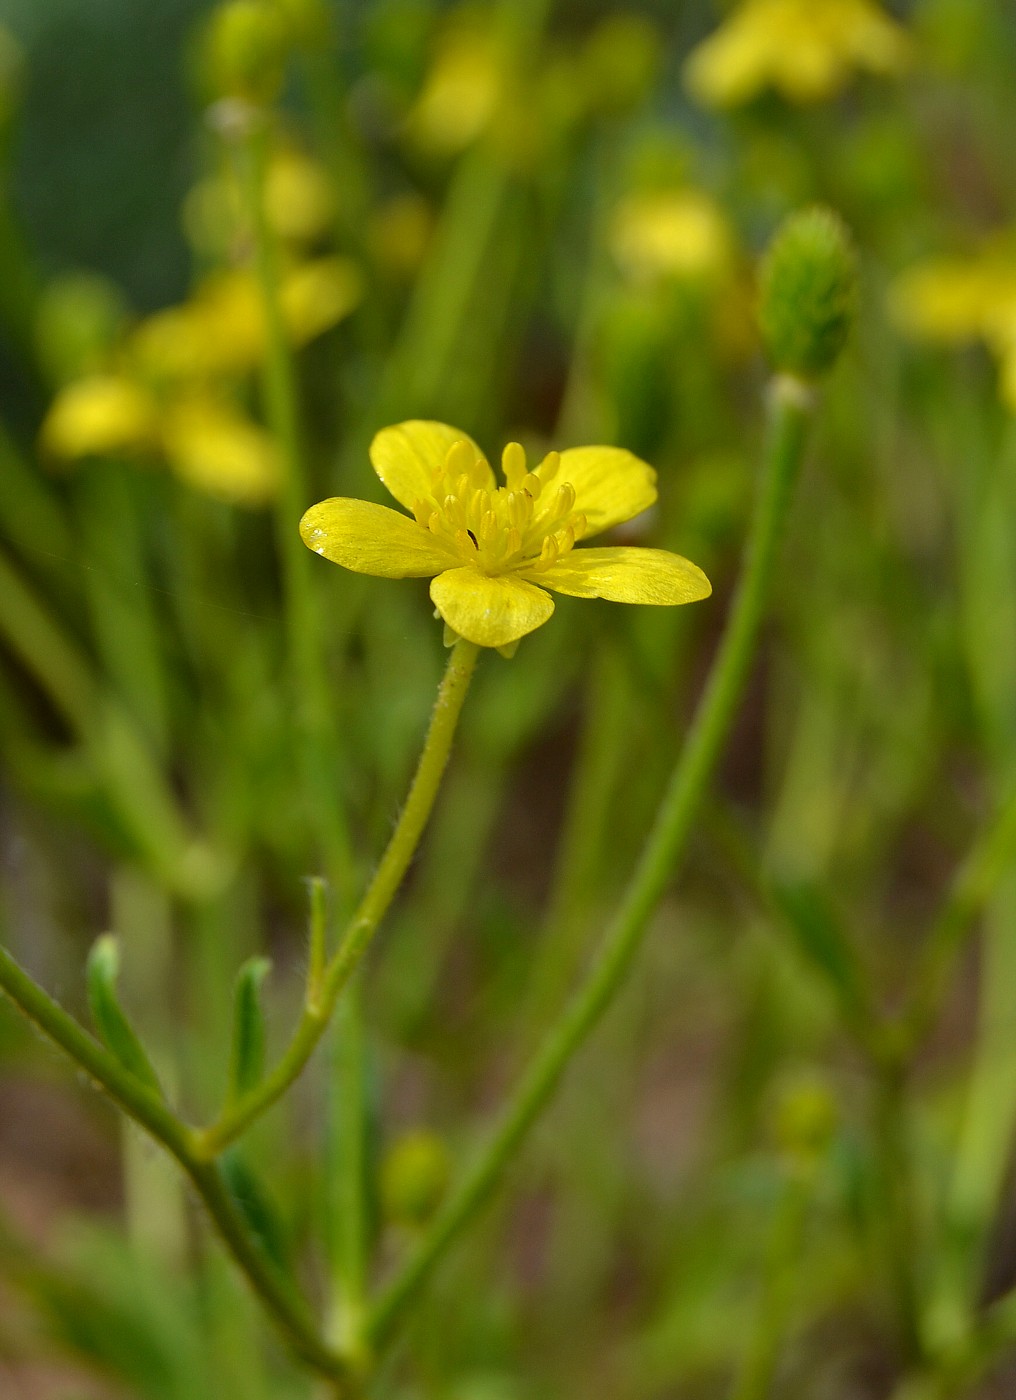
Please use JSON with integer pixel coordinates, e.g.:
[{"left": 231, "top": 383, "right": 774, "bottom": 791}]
[
  {"left": 580, "top": 14, "right": 660, "bottom": 116},
  {"left": 771, "top": 1072, "right": 838, "bottom": 1166},
  {"left": 39, "top": 375, "right": 159, "bottom": 461},
  {"left": 405, "top": 21, "right": 503, "bottom": 157},
  {"left": 370, "top": 192, "right": 434, "bottom": 278},
  {"left": 34, "top": 273, "right": 129, "bottom": 384},
  {"left": 272, "top": 0, "right": 330, "bottom": 49},
  {"left": 202, "top": 0, "right": 291, "bottom": 106},
  {"left": 381, "top": 1129, "right": 452, "bottom": 1228},
  {"left": 758, "top": 206, "right": 857, "bottom": 378}
]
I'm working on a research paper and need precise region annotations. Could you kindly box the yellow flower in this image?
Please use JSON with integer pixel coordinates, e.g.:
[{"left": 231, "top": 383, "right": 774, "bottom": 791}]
[
  {"left": 184, "top": 144, "right": 336, "bottom": 256},
  {"left": 610, "top": 190, "right": 734, "bottom": 285},
  {"left": 39, "top": 374, "right": 160, "bottom": 459},
  {"left": 131, "top": 258, "right": 361, "bottom": 381},
  {"left": 300, "top": 421, "right": 711, "bottom": 649},
  {"left": 684, "top": 0, "right": 911, "bottom": 108},
  {"left": 890, "top": 253, "right": 1016, "bottom": 345},
  {"left": 405, "top": 22, "right": 504, "bottom": 157},
  {"left": 890, "top": 243, "right": 1016, "bottom": 412},
  {"left": 160, "top": 392, "right": 279, "bottom": 505}
]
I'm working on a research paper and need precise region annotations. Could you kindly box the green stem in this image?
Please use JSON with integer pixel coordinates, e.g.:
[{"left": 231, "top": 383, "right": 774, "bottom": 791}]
[
  {"left": 0, "top": 943, "right": 347, "bottom": 1383},
  {"left": 325, "top": 973, "right": 370, "bottom": 1363},
  {"left": 199, "top": 639, "right": 481, "bottom": 1153},
  {"left": 367, "top": 375, "right": 815, "bottom": 1347},
  {"left": 730, "top": 1166, "right": 813, "bottom": 1400},
  {"left": 237, "top": 115, "right": 355, "bottom": 907},
  {"left": 903, "top": 779, "right": 1016, "bottom": 1054},
  {"left": 873, "top": 1063, "right": 924, "bottom": 1364}
]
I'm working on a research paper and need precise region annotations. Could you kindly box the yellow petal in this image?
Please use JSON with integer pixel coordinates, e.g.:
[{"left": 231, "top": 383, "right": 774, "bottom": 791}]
[
  {"left": 162, "top": 396, "right": 279, "bottom": 507},
  {"left": 300, "top": 498, "right": 453, "bottom": 577},
  {"left": 554, "top": 446, "right": 657, "bottom": 535},
  {"left": 370, "top": 420, "right": 492, "bottom": 511},
  {"left": 530, "top": 547, "right": 712, "bottom": 605},
  {"left": 39, "top": 375, "right": 159, "bottom": 459},
  {"left": 279, "top": 256, "right": 362, "bottom": 345},
  {"left": 430, "top": 567, "right": 554, "bottom": 648}
]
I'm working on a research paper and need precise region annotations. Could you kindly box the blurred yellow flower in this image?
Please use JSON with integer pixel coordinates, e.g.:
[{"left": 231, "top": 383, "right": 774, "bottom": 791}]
[
  {"left": 405, "top": 21, "right": 503, "bottom": 157},
  {"left": 161, "top": 393, "right": 279, "bottom": 505},
  {"left": 684, "top": 0, "right": 911, "bottom": 108},
  {"left": 39, "top": 374, "right": 159, "bottom": 459},
  {"left": 40, "top": 374, "right": 279, "bottom": 506},
  {"left": 301, "top": 420, "right": 711, "bottom": 649},
  {"left": 610, "top": 190, "right": 733, "bottom": 285},
  {"left": 891, "top": 244, "right": 1016, "bottom": 410},
  {"left": 131, "top": 257, "right": 361, "bottom": 381},
  {"left": 184, "top": 144, "right": 336, "bottom": 256},
  {"left": 370, "top": 193, "right": 434, "bottom": 278}
]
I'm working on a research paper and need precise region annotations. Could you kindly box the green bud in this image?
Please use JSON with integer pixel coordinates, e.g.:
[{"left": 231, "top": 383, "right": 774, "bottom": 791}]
[
  {"left": 758, "top": 206, "right": 857, "bottom": 378},
  {"left": 202, "top": 0, "right": 291, "bottom": 106},
  {"left": 771, "top": 1072, "right": 838, "bottom": 1163},
  {"left": 34, "top": 272, "right": 129, "bottom": 384},
  {"left": 381, "top": 1129, "right": 452, "bottom": 1227}
]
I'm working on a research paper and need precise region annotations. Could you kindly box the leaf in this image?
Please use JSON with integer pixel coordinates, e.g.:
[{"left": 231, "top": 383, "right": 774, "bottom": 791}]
[
  {"left": 220, "top": 1150, "right": 289, "bottom": 1270},
  {"left": 771, "top": 881, "right": 870, "bottom": 1030},
  {"left": 86, "top": 934, "right": 163, "bottom": 1096},
  {"left": 227, "top": 956, "right": 271, "bottom": 1104}
]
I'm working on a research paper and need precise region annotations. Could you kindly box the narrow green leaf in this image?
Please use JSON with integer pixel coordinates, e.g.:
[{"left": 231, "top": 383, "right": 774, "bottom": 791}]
[
  {"left": 221, "top": 1148, "right": 290, "bottom": 1270},
  {"left": 85, "top": 935, "right": 163, "bottom": 1096},
  {"left": 772, "top": 882, "right": 870, "bottom": 1030},
  {"left": 228, "top": 956, "right": 271, "bottom": 1104}
]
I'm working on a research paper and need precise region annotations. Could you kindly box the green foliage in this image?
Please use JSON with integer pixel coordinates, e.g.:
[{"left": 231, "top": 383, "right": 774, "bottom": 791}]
[
  {"left": 227, "top": 955, "right": 271, "bottom": 1104},
  {"left": 0, "top": 1, "right": 1016, "bottom": 1398},
  {"left": 86, "top": 934, "right": 164, "bottom": 1096}
]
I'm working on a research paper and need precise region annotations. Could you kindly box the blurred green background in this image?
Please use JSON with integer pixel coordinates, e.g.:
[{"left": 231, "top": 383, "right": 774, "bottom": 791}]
[{"left": 4, "top": 0, "right": 1016, "bottom": 1397}]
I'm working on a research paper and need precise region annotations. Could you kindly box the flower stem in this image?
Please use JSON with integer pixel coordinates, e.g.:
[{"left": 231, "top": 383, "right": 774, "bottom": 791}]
[
  {"left": 199, "top": 639, "right": 481, "bottom": 1153},
  {"left": 367, "top": 375, "right": 816, "bottom": 1348},
  {"left": 730, "top": 1166, "right": 813, "bottom": 1400},
  {"left": 236, "top": 117, "right": 355, "bottom": 907},
  {"left": 0, "top": 943, "right": 348, "bottom": 1383}
]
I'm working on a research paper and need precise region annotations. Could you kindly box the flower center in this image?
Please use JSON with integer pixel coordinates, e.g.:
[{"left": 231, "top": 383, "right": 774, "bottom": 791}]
[{"left": 413, "top": 440, "right": 587, "bottom": 575}]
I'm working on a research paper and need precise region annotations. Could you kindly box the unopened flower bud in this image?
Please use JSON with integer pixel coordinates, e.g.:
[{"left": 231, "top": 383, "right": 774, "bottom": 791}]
[
  {"left": 758, "top": 206, "right": 857, "bottom": 378},
  {"left": 202, "top": 0, "right": 290, "bottom": 107},
  {"left": 772, "top": 1072, "right": 838, "bottom": 1164},
  {"left": 381, "top": 1129, "right": 452, "bottom": 1227}
]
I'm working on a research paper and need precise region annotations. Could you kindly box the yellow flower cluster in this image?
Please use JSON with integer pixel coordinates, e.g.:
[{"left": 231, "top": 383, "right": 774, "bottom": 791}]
[
  {"left": 610, "top": 189, "right": 734, "bottom": 286},
  {"left": 890, "top": 242, "right": 1016, "bottom": 410},
  {"left": 684, "top": 0, "right": 911, "bottom": 108},
  {"left": 301, "top": 420, "right": 711, "bottom": 650},
  {"left": 39, "top": 147, "right": 361, "bottom": 506}
]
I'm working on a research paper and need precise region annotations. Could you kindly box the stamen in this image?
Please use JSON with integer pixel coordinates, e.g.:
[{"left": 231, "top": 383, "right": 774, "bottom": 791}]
[
  {"left": 446, "top": 439, "right": 475, "bottom": 478},
  {"left": 413, "top": 498, "right": 431, "bottom": 527},
  {"left": 539, "top": 450, "right": 561, "bottom": 482},
  {"left": 521, "top": 472, "right": 543, "bottom": 499},
  {"left": 554, "top": 482, "right": 576, "bottom": 518},
  {"left": 502, "top": 441, "right": 526, "bottom": 488}
]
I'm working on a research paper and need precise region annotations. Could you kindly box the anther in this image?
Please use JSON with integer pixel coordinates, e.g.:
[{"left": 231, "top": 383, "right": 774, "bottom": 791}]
[
  {"left": 446, "top": 439, "right": 475, "bottom": 478},
  {"left": 413, "top": 499, "right": 431, "bottom": 527},
  {"left": 502, "top": 441, "right": 526, "bottom": 488},
  {"left": 539, "top": 450, "right": 561, "bottom": 482},
  {"left": 521, "top": 472, "right": 543, "bottom": 499},
  {"left": 554, "top": 482, "right": 576, "bottom": 517}
]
